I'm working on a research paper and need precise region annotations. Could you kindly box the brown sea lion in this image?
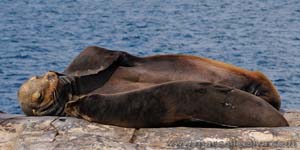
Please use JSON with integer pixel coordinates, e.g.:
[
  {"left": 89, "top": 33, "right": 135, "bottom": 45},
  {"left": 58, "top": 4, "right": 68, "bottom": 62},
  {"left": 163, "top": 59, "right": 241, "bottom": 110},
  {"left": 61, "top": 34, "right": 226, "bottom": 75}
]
[
  {"left": 63, "top": 46, "right": 281, "bottom": 109},
  {"left": 65, "top": 81, "right": 288, "bottom": 128},
  {"left": 17, "top": 46, "right": 284, "bottom": 127}
]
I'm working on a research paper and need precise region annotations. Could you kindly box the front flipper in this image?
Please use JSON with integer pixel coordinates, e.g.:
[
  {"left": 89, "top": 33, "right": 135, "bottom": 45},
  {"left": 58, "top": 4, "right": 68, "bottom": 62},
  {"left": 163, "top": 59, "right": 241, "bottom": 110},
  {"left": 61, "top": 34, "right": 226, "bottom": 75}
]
[
  {"left": 64, "top": 94, "right": 167, "bottom": 128},
  {"left": 63, "top": 46, "right": 137, "bottom": 76},
  {"left": 64, "top": 95, "right": 237, "bottom": 128}
]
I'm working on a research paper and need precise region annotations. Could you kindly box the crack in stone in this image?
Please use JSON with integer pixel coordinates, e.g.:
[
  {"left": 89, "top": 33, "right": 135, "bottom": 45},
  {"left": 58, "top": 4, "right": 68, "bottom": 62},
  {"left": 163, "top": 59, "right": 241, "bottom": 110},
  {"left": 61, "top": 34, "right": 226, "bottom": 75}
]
[
  {"left": 0, "top": 118, "right": 12, "bottom": 125},
  {"left": 49, "top": 117, "right": 60, "bottom": 142},
  {"left": 129, "top": 128, "right": 139, "bottom": 144},
  {"left": 0, "top": 116, "right": 24, "bottom": 125}
]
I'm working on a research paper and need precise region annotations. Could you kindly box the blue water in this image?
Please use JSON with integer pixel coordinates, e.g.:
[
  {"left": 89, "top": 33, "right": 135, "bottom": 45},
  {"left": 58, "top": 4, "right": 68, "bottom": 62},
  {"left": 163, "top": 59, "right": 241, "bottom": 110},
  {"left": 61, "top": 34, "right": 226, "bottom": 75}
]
[{"left": 0, "top": 0, "right": 299, "bottom": 114}]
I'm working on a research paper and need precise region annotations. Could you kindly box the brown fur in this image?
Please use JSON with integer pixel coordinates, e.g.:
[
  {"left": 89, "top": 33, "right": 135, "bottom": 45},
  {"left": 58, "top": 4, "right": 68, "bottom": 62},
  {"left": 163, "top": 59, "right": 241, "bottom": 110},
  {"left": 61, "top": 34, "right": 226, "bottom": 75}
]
[
  {"left": 72, "top": 47, "right": 280, "bottom": 109},
  {"left": 64, "top": 81, "right": 288, "bottom": 128},
  {"left": 18, "top": 46, "right": 283, "bottom": 128},
  {"left": 18, "top": 72, "right": 60, "bottom": 115}
]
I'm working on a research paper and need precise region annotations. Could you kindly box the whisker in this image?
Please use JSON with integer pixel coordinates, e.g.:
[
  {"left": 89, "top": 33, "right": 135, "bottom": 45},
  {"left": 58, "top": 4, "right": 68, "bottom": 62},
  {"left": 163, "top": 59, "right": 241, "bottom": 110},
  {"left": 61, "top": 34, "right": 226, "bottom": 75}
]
[{"left": 36, "top": 76, "right": 72, "bottom": 116}]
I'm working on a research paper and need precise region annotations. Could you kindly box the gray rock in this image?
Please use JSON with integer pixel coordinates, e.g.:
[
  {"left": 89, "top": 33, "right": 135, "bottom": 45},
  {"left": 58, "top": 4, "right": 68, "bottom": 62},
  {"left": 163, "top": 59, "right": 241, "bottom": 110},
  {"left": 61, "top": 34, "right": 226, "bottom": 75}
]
[{"left": 0, "top": 111, "right": 300, "bottom": 150}]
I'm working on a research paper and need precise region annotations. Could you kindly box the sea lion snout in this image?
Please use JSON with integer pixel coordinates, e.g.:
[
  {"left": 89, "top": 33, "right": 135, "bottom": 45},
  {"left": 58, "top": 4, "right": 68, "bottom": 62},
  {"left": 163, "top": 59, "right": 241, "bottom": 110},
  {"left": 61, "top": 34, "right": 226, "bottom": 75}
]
[{"left": 18, "top": 71, "right": 60, "bottom": 116}]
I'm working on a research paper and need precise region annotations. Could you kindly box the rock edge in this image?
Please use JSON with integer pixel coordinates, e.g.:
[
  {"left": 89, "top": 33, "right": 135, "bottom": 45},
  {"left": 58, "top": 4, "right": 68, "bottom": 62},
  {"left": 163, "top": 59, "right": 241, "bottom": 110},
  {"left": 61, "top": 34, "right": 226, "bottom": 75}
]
[{"left": 1, "top": 110, "right": 300, "bottom": 150}]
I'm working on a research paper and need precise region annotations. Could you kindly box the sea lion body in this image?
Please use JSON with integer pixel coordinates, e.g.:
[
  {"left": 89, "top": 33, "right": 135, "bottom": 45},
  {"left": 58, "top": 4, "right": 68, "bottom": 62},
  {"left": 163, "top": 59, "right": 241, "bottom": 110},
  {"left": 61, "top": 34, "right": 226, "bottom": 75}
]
[
  {"left": 65, "top": 81, "right": 288, "bottom": 128},
  {"left": 17, "top": 46, "right": 286, "bottom": 127},
  {"left": 64, "top": 46, "right": 281, "bottom": 109}
]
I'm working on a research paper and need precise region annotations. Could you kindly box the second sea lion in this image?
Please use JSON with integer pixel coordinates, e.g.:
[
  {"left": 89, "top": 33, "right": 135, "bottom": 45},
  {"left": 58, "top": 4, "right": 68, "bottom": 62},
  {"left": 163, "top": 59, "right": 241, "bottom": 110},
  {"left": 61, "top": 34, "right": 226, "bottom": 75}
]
[{"left": 65, "top": 81, "right": 288, "bottom": 128}]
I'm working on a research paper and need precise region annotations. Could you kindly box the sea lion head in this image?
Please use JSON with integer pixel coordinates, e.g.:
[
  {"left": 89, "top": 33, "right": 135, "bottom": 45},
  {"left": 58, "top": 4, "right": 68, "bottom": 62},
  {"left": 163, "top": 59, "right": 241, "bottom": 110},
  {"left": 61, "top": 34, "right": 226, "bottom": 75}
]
[
  {"left": 17, "top": 71, "right": 69, "bottom": 116},
  {"left": 246, "top": 71, "right": 281, "bottom": 110}
]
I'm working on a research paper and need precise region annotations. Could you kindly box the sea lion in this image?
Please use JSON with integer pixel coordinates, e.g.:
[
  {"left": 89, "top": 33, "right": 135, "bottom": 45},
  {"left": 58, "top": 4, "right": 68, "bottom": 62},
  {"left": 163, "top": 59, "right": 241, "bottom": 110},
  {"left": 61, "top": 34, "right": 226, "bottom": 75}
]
[
  {"left": 17, "top": 46, "right": 285, "bottom": 127},
  {"left": 64, "top": 81, "right": 288, "bottom": 128},
  {"left": 63, "top": 46, "right": 281, "bottom": 110}
]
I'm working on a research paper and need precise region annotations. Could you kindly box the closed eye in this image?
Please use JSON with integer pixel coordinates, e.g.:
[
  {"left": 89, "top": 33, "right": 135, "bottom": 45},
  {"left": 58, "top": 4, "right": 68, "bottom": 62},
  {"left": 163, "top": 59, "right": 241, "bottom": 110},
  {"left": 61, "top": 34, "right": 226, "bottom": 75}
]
[{"left": 32, "top": 91, "right": 44, "bottom": 103}]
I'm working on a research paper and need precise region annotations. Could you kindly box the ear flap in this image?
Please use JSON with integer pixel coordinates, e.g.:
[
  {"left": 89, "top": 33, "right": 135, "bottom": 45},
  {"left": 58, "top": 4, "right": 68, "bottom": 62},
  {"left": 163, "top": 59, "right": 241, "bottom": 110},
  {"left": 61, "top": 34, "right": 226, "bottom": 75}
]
[{"left": 63, "top": 46, "right": 128, "bottom": 76}]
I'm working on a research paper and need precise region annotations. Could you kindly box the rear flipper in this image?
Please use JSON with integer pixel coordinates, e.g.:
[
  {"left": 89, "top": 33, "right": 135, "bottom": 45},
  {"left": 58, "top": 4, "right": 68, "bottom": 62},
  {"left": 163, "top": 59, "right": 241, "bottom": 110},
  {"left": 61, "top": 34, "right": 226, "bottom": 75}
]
[{"left": 64, "top": 81, "right": 289, "bottom": 128}]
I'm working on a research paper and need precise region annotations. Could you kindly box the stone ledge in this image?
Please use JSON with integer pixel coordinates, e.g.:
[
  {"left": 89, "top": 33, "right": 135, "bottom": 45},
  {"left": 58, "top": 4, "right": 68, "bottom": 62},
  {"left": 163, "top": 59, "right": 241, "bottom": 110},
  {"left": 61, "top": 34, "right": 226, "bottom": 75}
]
[{"left": 0, "top": 110, "right": 299, "bottom": 150}]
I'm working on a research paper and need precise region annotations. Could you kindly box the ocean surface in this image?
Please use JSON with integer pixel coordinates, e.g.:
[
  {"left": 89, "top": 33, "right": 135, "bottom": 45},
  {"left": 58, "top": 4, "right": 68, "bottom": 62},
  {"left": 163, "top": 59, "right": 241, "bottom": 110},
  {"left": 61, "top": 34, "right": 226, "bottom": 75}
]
[{"left": 0, "top": 0, "right": 299, "bottom": 114}]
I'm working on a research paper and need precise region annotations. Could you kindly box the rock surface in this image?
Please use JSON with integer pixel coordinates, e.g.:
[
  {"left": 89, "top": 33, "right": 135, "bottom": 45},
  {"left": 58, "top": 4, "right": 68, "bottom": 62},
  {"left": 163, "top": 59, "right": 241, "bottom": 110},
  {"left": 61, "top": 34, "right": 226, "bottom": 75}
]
[{"left": 1, "top": 110, "right": 300, "bottom": 150}]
